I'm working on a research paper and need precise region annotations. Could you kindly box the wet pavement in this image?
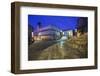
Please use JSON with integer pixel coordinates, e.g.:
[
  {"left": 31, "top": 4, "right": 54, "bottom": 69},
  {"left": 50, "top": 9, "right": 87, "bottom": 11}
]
[
  {"left": 28, "top": 36, "right": 87, "bottom": 60},
  {"left": 28, "top": 39, "right": 66, "bottom": 60}
]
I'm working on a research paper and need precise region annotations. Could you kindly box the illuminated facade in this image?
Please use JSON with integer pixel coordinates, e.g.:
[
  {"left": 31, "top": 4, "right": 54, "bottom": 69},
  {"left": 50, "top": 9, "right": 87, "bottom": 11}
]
[{"left": 33, "top": 25, "right": 62, "bottom": 41}]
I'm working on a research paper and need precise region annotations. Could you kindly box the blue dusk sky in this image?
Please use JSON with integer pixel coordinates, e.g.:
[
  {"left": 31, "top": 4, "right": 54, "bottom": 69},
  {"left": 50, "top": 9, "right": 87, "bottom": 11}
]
[{"left": 28, "top": 15, "right": 80, "bottom": 31}]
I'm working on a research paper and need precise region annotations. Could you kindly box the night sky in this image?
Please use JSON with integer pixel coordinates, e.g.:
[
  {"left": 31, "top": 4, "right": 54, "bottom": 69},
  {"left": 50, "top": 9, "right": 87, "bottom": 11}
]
[{"left": 28, "top": 15, "right": 80, "bottom": 31}]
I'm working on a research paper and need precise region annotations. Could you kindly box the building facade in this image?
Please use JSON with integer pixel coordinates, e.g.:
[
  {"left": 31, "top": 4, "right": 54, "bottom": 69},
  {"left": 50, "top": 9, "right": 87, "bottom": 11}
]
[
  {"left": 33, "top": 25, "right": 62, "bottom": 41},
  {"left": 28, "top": 24, "right": 34, "bottom": 45}
]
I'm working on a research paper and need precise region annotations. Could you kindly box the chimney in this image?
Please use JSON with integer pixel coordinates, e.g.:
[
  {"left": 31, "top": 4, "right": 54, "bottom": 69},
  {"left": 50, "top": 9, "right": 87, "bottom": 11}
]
[{"left": 37, "top": 22, "right": 42, "bottom": 31}]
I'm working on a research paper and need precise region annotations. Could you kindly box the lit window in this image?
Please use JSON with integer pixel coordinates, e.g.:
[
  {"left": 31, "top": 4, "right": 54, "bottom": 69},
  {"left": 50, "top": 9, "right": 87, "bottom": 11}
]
[{"left": 32, "top": 32, "right": 34, "bottom": 37}]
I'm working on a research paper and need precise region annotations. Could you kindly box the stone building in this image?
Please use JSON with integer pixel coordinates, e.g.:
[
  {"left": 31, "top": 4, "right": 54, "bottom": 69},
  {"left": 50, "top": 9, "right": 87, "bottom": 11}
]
[{"left": 33, "top": 25, "right": 62, "bottom": 41}]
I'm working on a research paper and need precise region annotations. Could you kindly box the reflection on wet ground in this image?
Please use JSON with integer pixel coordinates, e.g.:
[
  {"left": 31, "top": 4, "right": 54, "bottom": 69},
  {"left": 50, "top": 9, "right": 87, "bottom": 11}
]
[
  {"left": 28, "top": 39, "right": 65, "bottom": 60},
  {"left": 29, "top": 40, "right": 86, "bottom": 60},
  {"left": 28, "top": 35, "right": 87, "bottom": 60}
]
